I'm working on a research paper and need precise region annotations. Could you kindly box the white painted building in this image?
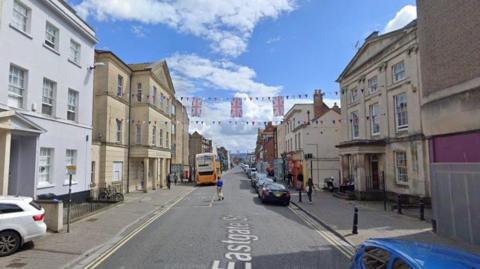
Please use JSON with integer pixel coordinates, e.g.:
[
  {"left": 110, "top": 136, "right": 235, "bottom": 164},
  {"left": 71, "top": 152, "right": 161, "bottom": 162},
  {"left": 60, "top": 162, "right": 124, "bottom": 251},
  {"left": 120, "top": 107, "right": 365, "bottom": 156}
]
[{"left": 0, "top": 0, "right": 97, "bottom": 200}]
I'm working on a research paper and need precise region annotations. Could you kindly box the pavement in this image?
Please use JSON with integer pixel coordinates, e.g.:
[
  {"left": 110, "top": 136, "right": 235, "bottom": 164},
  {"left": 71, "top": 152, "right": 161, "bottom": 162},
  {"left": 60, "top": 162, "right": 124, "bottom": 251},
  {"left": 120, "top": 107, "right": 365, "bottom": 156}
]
[
  {"left": 288, "top": 186, "right": 480, "bottom": 255},
  {"left": 0, "top": 185, "right": 195, "bottom": 269}
]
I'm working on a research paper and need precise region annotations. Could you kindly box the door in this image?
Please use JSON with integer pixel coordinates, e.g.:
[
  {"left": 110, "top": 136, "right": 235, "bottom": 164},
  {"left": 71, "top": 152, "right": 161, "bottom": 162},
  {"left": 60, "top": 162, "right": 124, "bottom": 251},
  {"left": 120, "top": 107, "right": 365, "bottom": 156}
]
[
  {"left": 112, "top": 161, "right": 123, "bottom": 183},
  {"left": 371, "top": 155, "right": 379, "bottom": 190},
  {"left": 8, "top": 139, "right": 19, "bottom": 195}
]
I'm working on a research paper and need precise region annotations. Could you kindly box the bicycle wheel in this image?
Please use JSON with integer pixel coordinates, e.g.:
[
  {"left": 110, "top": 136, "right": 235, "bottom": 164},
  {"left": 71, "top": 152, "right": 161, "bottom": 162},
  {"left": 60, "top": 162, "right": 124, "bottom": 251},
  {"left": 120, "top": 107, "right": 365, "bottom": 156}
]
[
  {"left": 98, "top": 192, "right": 108, "bottom": 201},
  {"left": 114, "top": 193, "right": 124, "bottom": 202}
]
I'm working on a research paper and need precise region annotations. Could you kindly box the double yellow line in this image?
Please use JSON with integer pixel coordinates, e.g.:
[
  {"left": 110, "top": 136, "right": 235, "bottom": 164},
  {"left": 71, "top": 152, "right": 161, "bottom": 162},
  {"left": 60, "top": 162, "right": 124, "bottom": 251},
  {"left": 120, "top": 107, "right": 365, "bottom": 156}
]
[
  {"left": 289, "top": 204, "right": 356, "bottom": 259},
  {"left": 84, "top": 189, "right": 195, "bottom": 269}
]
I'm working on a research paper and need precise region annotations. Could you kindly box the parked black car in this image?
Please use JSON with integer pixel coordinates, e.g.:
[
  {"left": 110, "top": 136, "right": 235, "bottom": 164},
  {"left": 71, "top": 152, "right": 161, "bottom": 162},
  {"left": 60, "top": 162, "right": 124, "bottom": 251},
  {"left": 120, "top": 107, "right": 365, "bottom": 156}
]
[
  {"left": 255, "top": 177, "right": 274, "bottom": 193},
  {"left": 258, "top": 183, "right": 290, "bottom": 206}
]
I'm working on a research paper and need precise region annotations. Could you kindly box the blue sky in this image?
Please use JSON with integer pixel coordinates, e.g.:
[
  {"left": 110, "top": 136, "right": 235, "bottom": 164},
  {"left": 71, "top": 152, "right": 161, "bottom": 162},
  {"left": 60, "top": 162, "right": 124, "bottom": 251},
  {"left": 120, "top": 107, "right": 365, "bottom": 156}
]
[{"left": 70, "top": 0, "right": 416, "bottom": 152}]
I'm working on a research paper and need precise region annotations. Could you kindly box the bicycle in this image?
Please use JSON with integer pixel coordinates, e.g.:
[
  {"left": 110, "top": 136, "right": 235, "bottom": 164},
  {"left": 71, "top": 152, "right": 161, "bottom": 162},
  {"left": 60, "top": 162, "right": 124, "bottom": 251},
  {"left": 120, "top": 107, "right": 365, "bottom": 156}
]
[{"left": 98, "top": 185, "right": 124, "bottom": 202}]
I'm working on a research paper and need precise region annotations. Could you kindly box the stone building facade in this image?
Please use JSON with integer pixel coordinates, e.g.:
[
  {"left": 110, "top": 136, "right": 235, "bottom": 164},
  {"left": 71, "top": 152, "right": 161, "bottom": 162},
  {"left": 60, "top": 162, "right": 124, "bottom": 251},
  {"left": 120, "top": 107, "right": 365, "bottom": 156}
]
[
  {"left": 336, "top": 21, "right": 430, "bottom": 200},
  {"left": 92, "top": 50, "right": 175, "bottom": 194}
]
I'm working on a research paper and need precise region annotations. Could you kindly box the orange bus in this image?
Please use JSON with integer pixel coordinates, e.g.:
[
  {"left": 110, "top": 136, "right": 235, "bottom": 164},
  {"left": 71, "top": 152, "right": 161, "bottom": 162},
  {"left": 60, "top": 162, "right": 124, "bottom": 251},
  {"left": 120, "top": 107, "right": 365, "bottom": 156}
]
[{"left": 195, "top": 153, "right": 220, "bottom": 185}]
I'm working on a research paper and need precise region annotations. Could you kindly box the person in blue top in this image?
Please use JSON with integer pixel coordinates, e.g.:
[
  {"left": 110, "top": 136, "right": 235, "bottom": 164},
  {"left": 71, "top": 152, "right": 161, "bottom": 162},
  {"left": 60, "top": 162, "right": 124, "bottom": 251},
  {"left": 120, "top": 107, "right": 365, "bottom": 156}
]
[{"left": 216, "top": 176, "right": 224, "bottom": 201}]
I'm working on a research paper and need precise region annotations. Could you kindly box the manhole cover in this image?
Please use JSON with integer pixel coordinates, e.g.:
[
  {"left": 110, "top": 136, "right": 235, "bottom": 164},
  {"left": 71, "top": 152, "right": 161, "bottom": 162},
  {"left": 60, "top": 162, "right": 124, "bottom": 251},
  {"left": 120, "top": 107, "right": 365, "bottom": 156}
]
[
  {"left": 86, "top": 218, "right": 98, "bottom": 222},
  {"left": 6, "top": 263, "right": 27, "bottom": 268}
]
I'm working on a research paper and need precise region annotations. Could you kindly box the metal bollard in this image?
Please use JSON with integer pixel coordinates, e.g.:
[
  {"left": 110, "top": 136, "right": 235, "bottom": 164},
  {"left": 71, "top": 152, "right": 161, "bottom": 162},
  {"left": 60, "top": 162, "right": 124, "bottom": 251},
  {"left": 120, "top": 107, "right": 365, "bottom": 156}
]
[
  {"left": 397, "top": 195, "right": 402, "bottom": 215},
  {"left": 352, "top": 207, "right": 358, "bottom": 234},
  {"left": 420, "top": 198, "right": 425, "bottom": 221}
]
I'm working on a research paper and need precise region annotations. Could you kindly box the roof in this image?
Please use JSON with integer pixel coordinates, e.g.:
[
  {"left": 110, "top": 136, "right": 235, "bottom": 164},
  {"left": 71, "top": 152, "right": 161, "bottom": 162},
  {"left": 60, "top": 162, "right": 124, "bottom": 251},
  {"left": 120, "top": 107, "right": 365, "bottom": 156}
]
[
  {"left": 58, "top": 0, "right": 95, "bottom": 33},
  {"left": 364, "top": 239, "right": 480, "bottom": 269},
  {"left": 337, "top": 20, "right": 417, "bottom": 82},
  {"left": 95, "top": 50, "right": 133, "bottom": 72},
  {"left": 128, "top": 63, "right": 153, "bottom": 71}
]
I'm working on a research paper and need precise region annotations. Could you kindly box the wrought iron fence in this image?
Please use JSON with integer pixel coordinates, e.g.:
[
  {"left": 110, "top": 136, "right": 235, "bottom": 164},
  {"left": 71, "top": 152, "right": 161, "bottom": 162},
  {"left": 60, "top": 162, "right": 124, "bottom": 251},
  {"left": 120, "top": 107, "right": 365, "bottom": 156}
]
[{"left": 63, "top": 201, "right": 113, "bottom": 224}]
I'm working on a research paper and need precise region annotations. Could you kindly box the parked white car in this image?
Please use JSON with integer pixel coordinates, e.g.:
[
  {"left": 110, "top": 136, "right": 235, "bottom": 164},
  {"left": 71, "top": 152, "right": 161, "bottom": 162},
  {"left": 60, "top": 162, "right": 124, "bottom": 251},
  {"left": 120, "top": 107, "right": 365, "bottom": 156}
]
[{"left": 0, "top": 196, "right": 47, "bottom": 256}]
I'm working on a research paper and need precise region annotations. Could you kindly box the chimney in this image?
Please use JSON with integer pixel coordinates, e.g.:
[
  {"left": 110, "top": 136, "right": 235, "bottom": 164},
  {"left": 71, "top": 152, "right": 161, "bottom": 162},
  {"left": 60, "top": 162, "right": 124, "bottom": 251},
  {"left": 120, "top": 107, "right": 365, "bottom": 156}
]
[{"left": 313, "top": 89, "right": 325, "bottom": 118}]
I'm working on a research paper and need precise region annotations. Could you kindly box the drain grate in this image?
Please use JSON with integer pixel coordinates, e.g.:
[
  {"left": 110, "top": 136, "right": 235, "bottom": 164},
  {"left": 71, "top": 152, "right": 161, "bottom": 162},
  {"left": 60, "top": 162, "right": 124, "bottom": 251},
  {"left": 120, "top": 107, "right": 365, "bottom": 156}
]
[{"left": 6, "top": 263, "right": 27, "bottom": 268}]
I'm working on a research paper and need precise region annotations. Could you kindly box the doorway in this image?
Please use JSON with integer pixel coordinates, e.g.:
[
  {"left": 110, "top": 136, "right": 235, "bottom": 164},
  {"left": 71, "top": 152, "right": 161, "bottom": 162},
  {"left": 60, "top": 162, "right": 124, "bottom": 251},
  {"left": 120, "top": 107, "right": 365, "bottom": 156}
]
[{"left": 371, "top": 155, "right": 380, "bottom": 190}]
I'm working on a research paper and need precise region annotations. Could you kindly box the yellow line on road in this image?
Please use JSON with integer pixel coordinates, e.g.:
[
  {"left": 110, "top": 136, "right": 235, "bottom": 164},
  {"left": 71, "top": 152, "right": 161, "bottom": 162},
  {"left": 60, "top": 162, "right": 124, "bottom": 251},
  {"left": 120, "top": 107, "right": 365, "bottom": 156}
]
[
  {"left": 288, "top": 205, "right": 355, "bottom": 259},
  {"left": 84, "top": 189, "right": 196, "bottom": 269}
]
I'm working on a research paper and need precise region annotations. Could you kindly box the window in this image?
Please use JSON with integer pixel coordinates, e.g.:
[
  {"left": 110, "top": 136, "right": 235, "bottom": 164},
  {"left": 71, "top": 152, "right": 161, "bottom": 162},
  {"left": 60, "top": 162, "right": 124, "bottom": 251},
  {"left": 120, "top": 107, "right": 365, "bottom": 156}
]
[
  {"left": 12, "top": 0, "right": 29, "bottom": 32},
  {"left": 370, "top": 103, "right": 380, "bottom": 135},
  {"left": 392, "top": 258, "right": 412, "bottom": 269},
  {"left": 137, "top": 83, "right": 142, "bottom": 102},
  {"left": 38, "top": 148, "right": 53, "bottom": 187},
  {"left": 152, "top": 86, "right": 157, "bottom": 104},
  {"left": 395, "top": 151, "right": 408, "bottom": 183},
  {"left": 392, "top": 61, "right": 405, "bottom": 83},
  {"left": 65, "top": 149, "right": 77, "bottom": 183},
  {"left": 0, "top": 204, "right": 23, "bottom": 214},
  {"left": 152, "top": 126, "right": 157, "bottom": 145},
  {"left": 351, "top": 111, "right": 359, "bottom": 139},
  {"left": 136, "top": 125, "right": 141, "bottom": 144},
  {"left": 394, "top": 93, "right": 408, "bottom": 130},
  {"left": 45, "top": 22, "right": 59, "bottom": 50},
  {"left": 8, "top": 65, "right": 26, "bottom": 108},
  {"left": 116, "top": 119, "right": 122, "bottom": 143},
  {"left": 362, "top": 246, "right": 391, "bottom": 269},
  {"left": 159, "top": 129, "right": 163, "bottom": 146},
  {"left": 368, "top": 76, "right": 378, "bottom": 94},
  {"left": 67, "top": 89, "right": 78, "bottom": 121},
  {"left": 166, "top": 132, "right": 169, "bottom": 148},
  {"left": 112, "top": 162, "right": 123, "bottom": 182},
  {"left": 160, "top": 93, "right": 165, "bottom": 109},
  {"left": 117, "top": 75, "right": 123, "bottom": 96},
  {"left": 70, "top": 39, "right": 81, "bottom": 64},
  {"left": 42, "top": 78, "right": 56, "bottom": 116},
  {"left": 350, "top": 88, "right": 358, "bottom": 103}
]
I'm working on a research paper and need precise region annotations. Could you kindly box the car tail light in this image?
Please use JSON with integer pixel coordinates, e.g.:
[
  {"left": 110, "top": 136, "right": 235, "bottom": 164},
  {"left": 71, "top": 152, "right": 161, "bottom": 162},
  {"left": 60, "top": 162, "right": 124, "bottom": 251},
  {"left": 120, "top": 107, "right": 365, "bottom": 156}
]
[{"left": 33, "top": 214, "right": 44, "bottom": 221}]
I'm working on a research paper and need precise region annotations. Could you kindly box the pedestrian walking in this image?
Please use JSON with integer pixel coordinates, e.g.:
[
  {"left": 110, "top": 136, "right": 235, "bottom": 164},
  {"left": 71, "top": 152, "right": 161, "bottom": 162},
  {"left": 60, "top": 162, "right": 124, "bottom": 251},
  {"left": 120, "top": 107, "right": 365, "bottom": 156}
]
[
  {"left": 297, "top": 173, "right": 304, "bottom": 202},
  {"left": 216, "top": 176, "right": 224, "bottom": 201},
  {"left": 174, "top": 173, "right": 178, "bottom": 185},
  {"left": 307, "top": 177, "right": 313, "bottom": 204},
  {"left": 287, "top": 173, "right": 292, "bottom": 188},
  {"left": 166, "top": 173, "right": 171, "bottom": 190}
]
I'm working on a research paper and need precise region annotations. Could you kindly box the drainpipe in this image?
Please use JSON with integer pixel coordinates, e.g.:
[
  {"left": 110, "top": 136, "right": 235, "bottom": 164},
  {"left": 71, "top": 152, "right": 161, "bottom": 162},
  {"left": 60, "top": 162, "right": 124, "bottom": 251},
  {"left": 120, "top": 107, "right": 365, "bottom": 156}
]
[{"left": 126, "top": 72, "right": 133, "bottom": 193}]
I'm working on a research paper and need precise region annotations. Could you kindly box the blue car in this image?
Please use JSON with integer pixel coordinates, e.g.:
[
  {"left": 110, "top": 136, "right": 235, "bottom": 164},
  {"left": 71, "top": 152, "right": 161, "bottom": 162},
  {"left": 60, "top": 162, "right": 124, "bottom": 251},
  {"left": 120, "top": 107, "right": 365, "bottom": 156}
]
[{"left": 350, "top": 239, "right": 480, "bottom": 269}]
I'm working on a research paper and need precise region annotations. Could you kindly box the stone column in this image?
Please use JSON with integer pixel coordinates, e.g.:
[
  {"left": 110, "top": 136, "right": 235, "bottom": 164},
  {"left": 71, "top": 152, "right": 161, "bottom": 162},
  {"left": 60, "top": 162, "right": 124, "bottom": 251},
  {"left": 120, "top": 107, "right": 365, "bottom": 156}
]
[
  {"left": 355, "top": 154, "right": 366, "bottom": 192},
  {"left": 0, "top": 131, "right": 12, "bottom": 196},
  {"left": 160, "top": 158, "right": 165, "bottom": 188},
  {"left": 152, "top": 158, "right": 158, "bottom": 190},
  {"left": 143, "top": 157, "right": 149, "bottom": 192}
]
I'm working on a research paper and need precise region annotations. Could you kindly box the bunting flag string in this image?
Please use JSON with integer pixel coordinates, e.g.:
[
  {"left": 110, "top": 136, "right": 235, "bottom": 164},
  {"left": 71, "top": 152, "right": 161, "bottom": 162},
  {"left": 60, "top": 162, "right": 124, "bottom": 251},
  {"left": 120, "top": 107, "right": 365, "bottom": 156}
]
[{"left": 177, "top": 93, "right": 314, "bottom": 103}]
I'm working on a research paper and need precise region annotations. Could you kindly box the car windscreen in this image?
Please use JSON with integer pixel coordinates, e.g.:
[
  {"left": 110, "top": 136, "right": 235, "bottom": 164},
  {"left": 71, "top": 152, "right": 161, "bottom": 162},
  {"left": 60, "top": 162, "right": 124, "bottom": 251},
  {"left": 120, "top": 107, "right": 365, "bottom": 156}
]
[{"left": 267, "top": 184, "right": 286, "bottom": 191}]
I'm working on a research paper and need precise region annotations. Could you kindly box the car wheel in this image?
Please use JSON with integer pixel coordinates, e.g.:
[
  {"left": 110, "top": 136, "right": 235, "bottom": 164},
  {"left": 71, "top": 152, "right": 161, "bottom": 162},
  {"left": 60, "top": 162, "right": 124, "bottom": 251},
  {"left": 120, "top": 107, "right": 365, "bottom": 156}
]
[
  {"left": 283, "top": 201, "right": 290, "bottom": 206},
  {"left": 0, "top": 231, "right": 21, "bottom": 257}
]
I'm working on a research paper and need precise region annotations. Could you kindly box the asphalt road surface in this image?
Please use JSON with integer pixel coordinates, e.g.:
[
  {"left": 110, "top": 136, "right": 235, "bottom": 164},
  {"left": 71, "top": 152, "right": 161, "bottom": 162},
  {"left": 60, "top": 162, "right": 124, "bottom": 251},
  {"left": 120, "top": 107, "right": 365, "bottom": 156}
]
[{"left": 95, "top": 167, "right": 351, "bottom": 269}]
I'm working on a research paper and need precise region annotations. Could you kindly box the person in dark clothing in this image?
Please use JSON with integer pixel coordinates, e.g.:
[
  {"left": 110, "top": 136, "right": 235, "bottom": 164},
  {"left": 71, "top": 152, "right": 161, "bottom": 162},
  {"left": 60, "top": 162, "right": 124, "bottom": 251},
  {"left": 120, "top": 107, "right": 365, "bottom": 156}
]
[
  {"left": 307, "top": 177, "right": 314, "bottom": 204},
  {"left": 174, "top": 173, "right": 178, "bottom": 185},
  {"left": 166, "top": 173, "right": 171, "bottom": 190},
  {"left": 297, "top": 173, "right": 304, "bottom": 202},
  {"left": 287, "top": 173, "right": 292, "bottom": 188}
]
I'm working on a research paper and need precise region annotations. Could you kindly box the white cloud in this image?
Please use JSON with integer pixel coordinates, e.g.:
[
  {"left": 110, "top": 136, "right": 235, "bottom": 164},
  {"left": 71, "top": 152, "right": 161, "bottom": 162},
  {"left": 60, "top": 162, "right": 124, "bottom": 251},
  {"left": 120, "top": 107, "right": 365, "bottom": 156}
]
[
  {"left": 74, "top": 0, "right": 296, "bottom": 57},
  {"left": 167, "top": 53, "right": 282, "bottom": 96},
  {"left": 384, "top": 5, "right": 417, "bottom": 33},
  {"left": 131, "top": 25, "right": 147, "bottom": 37}
]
